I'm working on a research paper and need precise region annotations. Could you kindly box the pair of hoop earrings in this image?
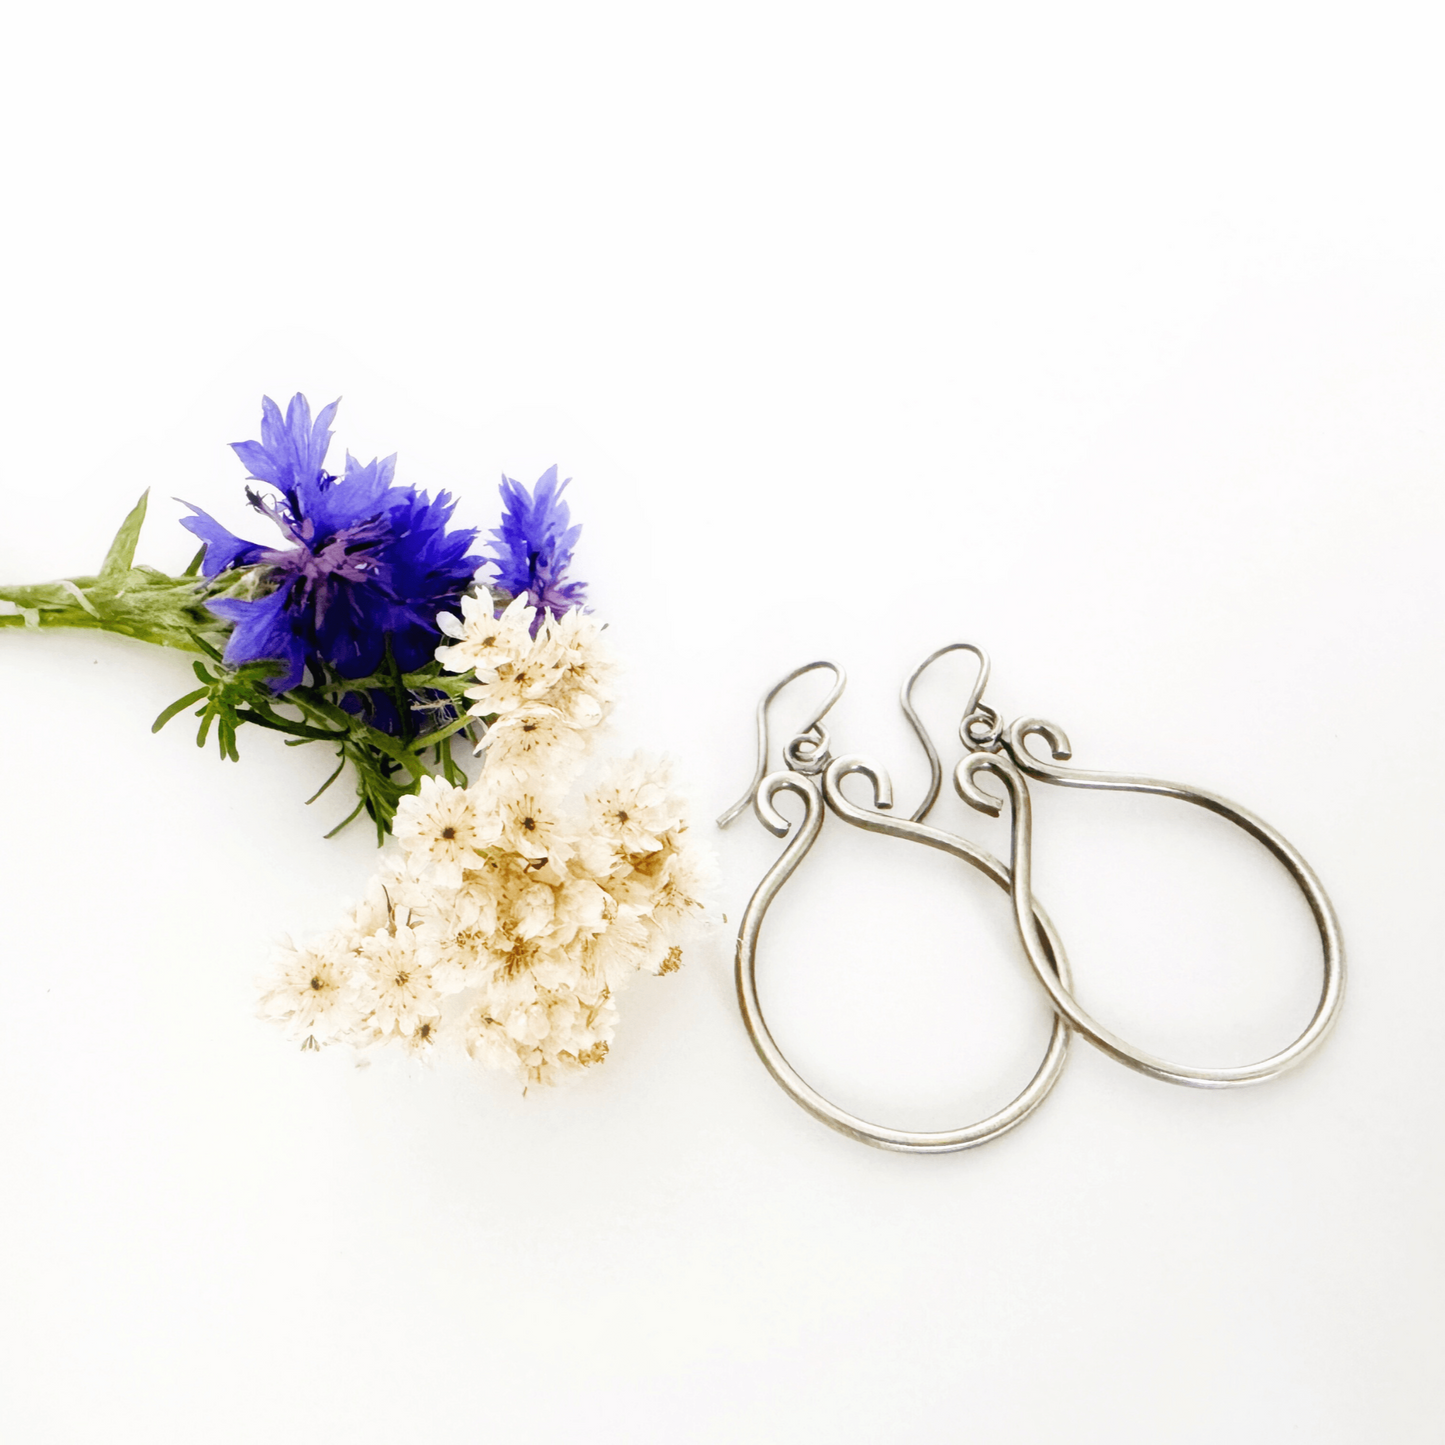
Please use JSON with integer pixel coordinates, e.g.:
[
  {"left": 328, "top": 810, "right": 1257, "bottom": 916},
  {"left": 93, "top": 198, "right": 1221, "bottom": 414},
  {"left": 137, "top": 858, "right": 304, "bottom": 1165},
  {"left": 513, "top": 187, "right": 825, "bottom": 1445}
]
[{"left": 718, "top": 644, "right": 1345, "bottom": 1154}]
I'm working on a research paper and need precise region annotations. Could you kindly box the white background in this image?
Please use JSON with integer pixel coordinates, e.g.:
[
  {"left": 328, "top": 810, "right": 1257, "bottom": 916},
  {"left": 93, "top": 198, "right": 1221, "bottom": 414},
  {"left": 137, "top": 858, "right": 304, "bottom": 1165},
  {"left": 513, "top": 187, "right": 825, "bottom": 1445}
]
[{"left": 1, "top": 3, "right": 1442, "bottom": 1441}]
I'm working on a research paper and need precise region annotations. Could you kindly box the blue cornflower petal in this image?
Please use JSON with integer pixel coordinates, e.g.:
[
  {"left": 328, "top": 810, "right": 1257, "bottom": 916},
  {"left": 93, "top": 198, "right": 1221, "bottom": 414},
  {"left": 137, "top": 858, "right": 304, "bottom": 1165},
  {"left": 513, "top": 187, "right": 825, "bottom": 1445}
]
[
  {"left": 177, "top": 502, "right": 269, "bottom": 578},
  {"left": 208, "top": 587, "right": 306, "bottom": 690},
  {"left": 379, "top": 486, "right": 484, "bottom": 669},
  {"left": 230, "top": 393, "right": 340, "bottom": 514},
  {"left": 303, "top": 451, "right": 399, "bottom": 537},
  {"left": 488, "top": 464, "right": 587, "bottom": 615}
]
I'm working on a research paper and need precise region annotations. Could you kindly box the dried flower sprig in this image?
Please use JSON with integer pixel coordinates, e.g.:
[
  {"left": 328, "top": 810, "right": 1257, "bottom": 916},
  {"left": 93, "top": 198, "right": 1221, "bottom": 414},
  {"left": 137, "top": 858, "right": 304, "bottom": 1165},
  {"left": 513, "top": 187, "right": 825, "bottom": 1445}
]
[{"left": 259, "top": 589, "right": 711, "bottom": 1087}]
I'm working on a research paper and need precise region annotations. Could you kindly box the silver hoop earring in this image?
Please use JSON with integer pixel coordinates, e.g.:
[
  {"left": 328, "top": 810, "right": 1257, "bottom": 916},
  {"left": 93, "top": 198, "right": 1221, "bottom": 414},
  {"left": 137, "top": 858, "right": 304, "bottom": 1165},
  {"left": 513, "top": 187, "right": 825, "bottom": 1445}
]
[
  {"left": 948, "top": 648, "right": 1345, "bottom": 1088},
  {"left": 718, "top": 658, "right": 1073, "bottom": 1153}
]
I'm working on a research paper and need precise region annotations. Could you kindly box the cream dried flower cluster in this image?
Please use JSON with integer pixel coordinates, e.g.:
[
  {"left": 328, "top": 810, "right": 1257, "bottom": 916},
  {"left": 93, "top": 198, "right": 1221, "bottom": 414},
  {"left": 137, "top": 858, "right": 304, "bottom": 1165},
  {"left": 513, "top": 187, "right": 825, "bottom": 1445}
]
[{"left": 258, "top": 592, "right": 709, "bottom": 1086}]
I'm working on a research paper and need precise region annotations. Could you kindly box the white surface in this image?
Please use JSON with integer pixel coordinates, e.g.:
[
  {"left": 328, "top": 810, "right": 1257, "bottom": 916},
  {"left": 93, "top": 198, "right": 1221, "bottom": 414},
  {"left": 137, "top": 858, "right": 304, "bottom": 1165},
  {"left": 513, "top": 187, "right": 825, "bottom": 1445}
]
[{"left": 2, "top": 4, "right": 1442, "bottom": 1441}]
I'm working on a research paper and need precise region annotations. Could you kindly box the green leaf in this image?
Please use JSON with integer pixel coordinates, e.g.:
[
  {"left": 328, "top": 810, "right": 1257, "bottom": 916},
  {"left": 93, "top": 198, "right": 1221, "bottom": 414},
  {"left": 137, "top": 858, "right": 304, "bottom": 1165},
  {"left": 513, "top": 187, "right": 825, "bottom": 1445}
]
[
  {"left": 233, "top": 708, "right": 339, "bottom": 742},
  {"left": 323, "top": 796, "right": 368, "bottom": 839},
  {"left": 152, "top": 687, "right": 210, "bottom": 733},
  {"left": 99, "top": 490, "right": 150, "bottom": 581},
  {"left": 304, "top": 754, "right": 348, "bottom": 806}
]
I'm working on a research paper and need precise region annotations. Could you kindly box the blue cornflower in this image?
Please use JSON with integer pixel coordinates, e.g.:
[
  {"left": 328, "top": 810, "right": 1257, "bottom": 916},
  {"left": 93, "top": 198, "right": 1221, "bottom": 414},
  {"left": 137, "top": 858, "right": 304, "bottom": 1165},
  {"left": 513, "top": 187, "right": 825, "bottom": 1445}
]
[
  {"left": 179, "top": 394, "right": 483, "bottom": 727},
  {"left": 488, "top": 465, "right": 587, "bottom": 617}
]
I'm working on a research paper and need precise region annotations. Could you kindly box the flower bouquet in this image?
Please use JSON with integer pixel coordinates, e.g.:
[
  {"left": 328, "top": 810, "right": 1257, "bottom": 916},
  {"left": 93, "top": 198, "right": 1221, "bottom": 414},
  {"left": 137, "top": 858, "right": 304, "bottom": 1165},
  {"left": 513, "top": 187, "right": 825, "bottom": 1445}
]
[{"left": 1, "top": 394, "right": 707, "bottom": 1086}]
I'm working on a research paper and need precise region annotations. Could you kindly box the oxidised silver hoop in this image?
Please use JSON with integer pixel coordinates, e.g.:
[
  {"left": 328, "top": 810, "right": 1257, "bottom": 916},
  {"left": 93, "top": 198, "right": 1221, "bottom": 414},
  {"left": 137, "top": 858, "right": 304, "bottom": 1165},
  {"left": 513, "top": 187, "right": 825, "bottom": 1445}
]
[
  {"left": 948, "top": 709, "right": 1345, "bottom": 1089},
  {"left": 731, "top": 758, "right": 1072, "bottom": 1153}
]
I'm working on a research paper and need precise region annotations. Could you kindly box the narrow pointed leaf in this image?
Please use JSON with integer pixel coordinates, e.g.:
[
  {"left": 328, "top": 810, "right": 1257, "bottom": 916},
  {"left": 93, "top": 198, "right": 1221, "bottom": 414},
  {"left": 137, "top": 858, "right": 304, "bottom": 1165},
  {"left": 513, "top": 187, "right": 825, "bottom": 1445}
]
[
  {"left": 304, "top": 755, "right": 348, "bottom": 805},
  {"left": 323, "top": 796, "right": 368, "bottom": 839},
  {"left": 152, "top": 687, "right": 211, "bottom": 733},
  {"left": 99, "top": 491, "right": 150, "bottom": 580}
]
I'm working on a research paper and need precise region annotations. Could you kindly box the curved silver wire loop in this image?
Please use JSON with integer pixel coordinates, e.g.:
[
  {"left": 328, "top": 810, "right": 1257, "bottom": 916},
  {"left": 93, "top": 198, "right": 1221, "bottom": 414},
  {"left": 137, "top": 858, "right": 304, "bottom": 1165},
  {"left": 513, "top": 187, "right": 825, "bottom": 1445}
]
[
  {"left": 717, "top": 661, "right": 846, "bottom": 828},
  {"left": 732, "top": 759, "right": 1073, "bottom": 1153},
  {"left": 900, "top": 642, "right": 993, "bottom": 823},
  {"left": 952, "top": 722, "right": 1347, "bottom": 1088}
]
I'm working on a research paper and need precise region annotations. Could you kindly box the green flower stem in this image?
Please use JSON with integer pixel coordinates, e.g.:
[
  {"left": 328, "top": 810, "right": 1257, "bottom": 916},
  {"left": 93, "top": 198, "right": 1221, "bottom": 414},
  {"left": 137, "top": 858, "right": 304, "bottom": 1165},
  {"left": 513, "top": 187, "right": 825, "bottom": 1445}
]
[{"left": 0, "top": 572, "right": 226, "bottom": 650}]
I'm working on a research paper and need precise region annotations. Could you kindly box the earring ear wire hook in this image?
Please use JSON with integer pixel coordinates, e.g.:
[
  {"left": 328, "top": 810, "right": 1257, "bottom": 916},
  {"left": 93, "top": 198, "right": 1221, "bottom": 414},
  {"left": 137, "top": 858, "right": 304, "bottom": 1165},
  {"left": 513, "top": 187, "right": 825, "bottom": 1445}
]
[
  {"left": 717, "top": 660, "right": 847, "bottom": 828},
  {"left": 900, "top": 642, "right": 992, "bottom": 823}
]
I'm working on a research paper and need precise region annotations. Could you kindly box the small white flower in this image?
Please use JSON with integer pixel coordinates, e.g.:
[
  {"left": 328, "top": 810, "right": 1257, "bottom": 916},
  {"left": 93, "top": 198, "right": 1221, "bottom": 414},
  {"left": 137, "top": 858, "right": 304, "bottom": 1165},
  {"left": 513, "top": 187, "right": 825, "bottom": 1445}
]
[
  {"left": 586, "top": 757, "right": 682, "bottom": 855},
  {"left": 394, "top": 775, "right": 501, "bottom": 888},
  {"left": 573, "top": 901, "right": 660, "bottom": 992},
  {"left": 485, "top": 934, "right": 576, "bottom": 994},
  {"left": 543, "top": 608, "right": 616, "bottom": 725},
  {"left": 258, "top": 932, "right": 359, "bottom": 1043},
  {"left": 435, "top": 591, "right": 534, "bottom": 676},
  {"left": 423, "top": 886, "right": 503, "bottom": 993},
  {"left": 347, "top": 873, "right": 399, "bottom": 938},
  {"left": 463, "top": 613, "right": 567, "bottom": 718},
  {"left": 579, "top": 755, "right": 686, "bottom": 873},
  {"left": 494, "top": 788, "right": 572, "bottom": 864},
  {"left": 399, "top": 1013, "right": 444, "bottom": 1059},
  {"left": 527, "top": 941, "right": 586, "bottom": 994},
  {"left": 507, "top": 880, "right": 557, "bottom": 942},
  {"left": 347, "top": 860, "right": 434, "bottom": 940},
  {"left": 462, "top": 975, "right": 618, "bottom": 1089},
  {"left": 506, "top": 998, "right": 552, "bottom": 1045},
  {"left": 355, "top": 921, "right": 440, "bottom": 1037},
  {"left": 465, "top": 665, "right": 561, "bottom": 718},
  {"left": 463, "top": 1007, "right": 522, "bottom": 1077},
  {"left": 611, "top": 828, "right": 712, "bottom": 931},
  {"left": 550, "top": 876, "right": 609, "bottom": 947},
  {"left": 476, "top": 704, "right": 590, "bottom": 794}
]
